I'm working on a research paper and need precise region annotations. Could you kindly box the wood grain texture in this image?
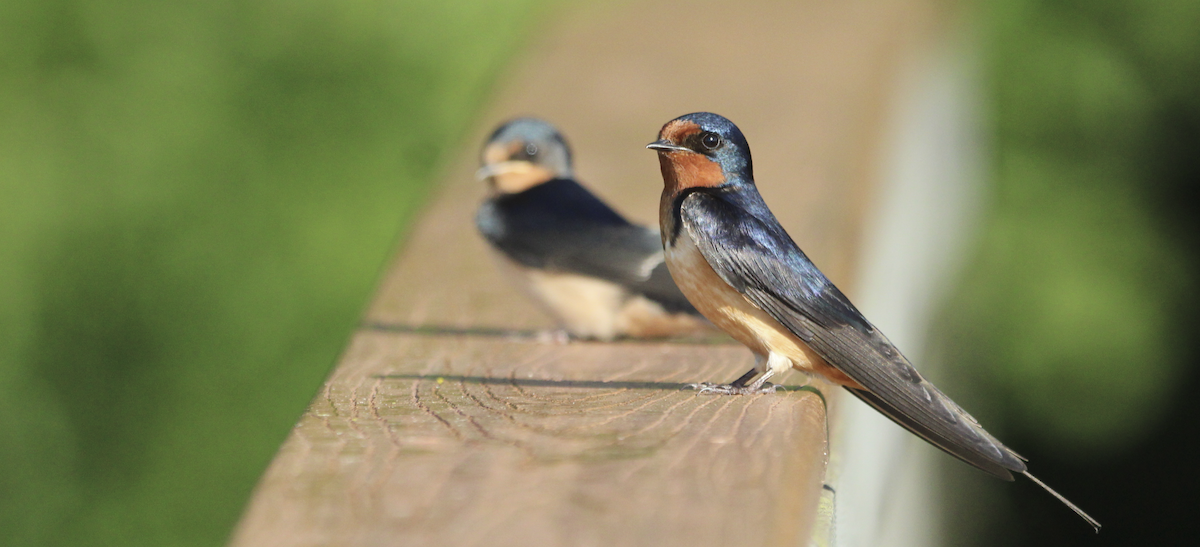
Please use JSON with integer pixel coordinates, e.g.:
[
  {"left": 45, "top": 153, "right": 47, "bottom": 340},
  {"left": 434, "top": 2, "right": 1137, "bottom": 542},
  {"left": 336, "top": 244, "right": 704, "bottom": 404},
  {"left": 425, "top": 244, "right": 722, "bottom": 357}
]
[
  {"left": 233, "top": 332, "right": 833, "bottom": 547},
  {"left": 231, "top": 0, "right": 940, "bottom": 545}
]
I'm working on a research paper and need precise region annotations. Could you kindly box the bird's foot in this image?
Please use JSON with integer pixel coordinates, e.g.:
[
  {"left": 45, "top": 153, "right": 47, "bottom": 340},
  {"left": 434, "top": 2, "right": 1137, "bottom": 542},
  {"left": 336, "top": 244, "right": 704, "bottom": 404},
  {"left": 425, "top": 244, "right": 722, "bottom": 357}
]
[
  {"left": 534, "top": 329, "right": 572, "bottom": 345},
  {"left": 687, "top": 382, "right": 783, "bottom": 395}
]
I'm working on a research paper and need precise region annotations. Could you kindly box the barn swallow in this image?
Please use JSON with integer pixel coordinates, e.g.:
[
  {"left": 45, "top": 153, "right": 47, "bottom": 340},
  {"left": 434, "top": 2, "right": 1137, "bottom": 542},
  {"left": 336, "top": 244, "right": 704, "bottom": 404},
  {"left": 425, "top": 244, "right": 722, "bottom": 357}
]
[
  {"left": 648, "top": 112, "right": 1099, "bottom": 531},
  {"left": 475, "top": 117, "right": 711, "bottom": 341}
]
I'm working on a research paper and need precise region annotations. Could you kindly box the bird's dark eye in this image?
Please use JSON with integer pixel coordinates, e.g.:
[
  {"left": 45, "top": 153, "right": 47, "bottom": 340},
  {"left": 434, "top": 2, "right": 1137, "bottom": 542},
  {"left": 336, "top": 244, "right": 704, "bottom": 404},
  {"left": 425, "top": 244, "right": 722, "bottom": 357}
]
[
  {"left": 524, "top": 143, "right": 539, "bottom": 157},
  {"left": 700, "top": 132, "right": 721, "bottom": 150}
]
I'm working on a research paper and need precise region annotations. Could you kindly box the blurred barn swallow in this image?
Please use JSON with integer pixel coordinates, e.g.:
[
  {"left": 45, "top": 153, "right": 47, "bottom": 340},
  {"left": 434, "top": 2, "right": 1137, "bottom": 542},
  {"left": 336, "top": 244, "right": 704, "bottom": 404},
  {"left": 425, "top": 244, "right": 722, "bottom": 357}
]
[
  {"left": 648, "top": 112, "right": 1099, "bottom": 531},
  {"left": 475, "top": 117, "right": 711, "bottom": 341}
]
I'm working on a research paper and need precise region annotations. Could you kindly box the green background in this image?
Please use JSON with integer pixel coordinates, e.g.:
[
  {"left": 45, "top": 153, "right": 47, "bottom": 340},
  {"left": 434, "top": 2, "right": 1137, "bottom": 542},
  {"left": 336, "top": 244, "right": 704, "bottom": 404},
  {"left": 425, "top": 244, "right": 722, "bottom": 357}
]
[
  {"left": 941, "top": 1, "right": 1200, "bottom": 545},
  {"left": 1, "top": 0, "right": 1196, "bottom": 545},
  {"left": 0, "top": 0, "right": 548, "bottom": 545}
]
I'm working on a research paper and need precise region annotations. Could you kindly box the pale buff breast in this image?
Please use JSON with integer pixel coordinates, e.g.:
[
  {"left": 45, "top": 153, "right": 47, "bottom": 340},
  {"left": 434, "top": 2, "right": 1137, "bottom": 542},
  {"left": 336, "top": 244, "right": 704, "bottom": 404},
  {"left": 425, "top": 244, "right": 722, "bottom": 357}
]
[
  {"left": 665, "top": 228, "right": 859, "bottom": 386},
  {"left": 490, "top": 250, "right": 712, "bottom": 341}
]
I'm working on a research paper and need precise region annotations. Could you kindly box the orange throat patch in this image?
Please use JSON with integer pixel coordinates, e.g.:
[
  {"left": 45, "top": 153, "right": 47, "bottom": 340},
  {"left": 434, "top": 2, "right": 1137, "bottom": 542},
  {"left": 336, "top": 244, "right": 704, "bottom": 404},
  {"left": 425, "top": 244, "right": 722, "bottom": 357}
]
[
  {"left": 654, "top": 119, "right": 727, "bottom": 194},
  {"left": 657, "top": 152, "right": 726, "bottom": 194}
]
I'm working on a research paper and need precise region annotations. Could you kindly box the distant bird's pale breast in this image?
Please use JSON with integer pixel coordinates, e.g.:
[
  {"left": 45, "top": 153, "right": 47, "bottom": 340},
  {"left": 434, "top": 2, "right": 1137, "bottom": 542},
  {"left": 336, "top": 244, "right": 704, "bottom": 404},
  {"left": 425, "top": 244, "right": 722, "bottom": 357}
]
[{"left": 492, "top": 250, "right": 710, "bottom": 340}]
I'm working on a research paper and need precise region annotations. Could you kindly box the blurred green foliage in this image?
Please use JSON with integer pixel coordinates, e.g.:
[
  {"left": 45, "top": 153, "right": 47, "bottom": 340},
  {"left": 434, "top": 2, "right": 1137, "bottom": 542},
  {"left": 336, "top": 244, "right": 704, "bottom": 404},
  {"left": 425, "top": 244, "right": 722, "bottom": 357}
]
[
  {"left": 942, "top": 0, "right": 1200, "bottom": 543},
  {"left": 0, "top": 0, "right": 547, "bottom": 545},
  {"left": 949, "top": 0, "right": 1196, "bottom": 455}
]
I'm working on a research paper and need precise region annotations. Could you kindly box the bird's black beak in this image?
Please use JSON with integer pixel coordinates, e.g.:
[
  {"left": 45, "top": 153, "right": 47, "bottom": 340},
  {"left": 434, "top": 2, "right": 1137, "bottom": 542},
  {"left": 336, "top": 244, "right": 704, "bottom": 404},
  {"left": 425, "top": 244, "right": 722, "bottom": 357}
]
[{"left": 646, "top": 139, "right": 690, "bottom": 152}]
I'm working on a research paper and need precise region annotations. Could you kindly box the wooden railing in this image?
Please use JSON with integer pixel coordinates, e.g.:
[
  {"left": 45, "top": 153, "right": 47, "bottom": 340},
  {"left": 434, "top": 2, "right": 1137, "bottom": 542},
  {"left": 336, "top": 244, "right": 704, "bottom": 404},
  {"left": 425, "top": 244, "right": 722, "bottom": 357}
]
[{"left": 229, "top": 1, "right": 940, "bottom": 545}]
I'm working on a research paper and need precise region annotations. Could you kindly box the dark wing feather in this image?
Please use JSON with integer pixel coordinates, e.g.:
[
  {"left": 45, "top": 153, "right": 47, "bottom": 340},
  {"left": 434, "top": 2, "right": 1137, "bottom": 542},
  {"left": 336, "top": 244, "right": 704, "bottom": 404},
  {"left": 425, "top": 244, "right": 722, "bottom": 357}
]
[
  {"left": 678, "top": 190, "right": 1024, "bottom": 478},
  {"left": 477, "top": 179, "right": 697, "bottom": 314}
]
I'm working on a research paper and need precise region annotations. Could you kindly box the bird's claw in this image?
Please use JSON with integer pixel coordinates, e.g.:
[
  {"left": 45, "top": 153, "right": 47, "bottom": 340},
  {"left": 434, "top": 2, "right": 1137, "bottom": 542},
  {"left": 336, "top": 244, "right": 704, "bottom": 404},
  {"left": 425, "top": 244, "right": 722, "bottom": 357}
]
[{"left": 534, "top": 329, "right": 572, "bottom": 345}]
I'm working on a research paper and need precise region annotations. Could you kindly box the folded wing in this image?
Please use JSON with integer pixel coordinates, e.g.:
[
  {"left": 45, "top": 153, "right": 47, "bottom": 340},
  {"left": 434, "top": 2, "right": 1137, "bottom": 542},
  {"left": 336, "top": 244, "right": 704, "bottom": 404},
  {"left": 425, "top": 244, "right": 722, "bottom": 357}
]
[
  {"left": 478, "top": 178, "right": 697, "bottom": 314},
  {"left": 678, "top": 189, "right": 1025, "bottom": 479}
]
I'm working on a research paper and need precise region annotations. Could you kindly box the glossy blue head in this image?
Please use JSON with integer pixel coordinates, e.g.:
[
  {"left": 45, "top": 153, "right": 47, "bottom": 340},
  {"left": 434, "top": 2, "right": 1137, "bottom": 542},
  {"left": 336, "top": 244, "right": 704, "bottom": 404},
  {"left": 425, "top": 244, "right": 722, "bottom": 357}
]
[{"left": 646, "top": 112, "right": 753, "bottom": 192}]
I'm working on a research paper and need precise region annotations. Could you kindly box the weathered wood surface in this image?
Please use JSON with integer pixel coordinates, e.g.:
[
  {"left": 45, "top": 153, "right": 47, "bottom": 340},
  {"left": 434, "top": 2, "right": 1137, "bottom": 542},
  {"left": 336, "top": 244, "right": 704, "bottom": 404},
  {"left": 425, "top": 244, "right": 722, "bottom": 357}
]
[
  {"left": 230, "top": 1, "right": 939, "bottom": 545},
  {"left": 232, "top": 333, "right": 830, "bottom": 546}
]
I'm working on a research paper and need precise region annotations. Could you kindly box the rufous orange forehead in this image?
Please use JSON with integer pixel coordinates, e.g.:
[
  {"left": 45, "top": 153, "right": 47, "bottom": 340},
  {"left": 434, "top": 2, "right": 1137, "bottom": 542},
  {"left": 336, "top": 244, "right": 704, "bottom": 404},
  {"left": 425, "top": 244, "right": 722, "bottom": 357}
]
[{"left": 658, "top": 120, "right": 703, "bottom": 143}]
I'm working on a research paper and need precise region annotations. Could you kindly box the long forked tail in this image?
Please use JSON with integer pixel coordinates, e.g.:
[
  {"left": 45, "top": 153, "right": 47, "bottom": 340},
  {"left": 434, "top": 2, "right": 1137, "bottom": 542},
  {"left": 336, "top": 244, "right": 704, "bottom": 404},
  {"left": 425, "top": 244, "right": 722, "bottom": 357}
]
[
  {"left": 844, "top": 387, "right": 1101, "bottom": 532},
  {"left": 1021, "top": 471, "right": 1101, "bottom": 533}
]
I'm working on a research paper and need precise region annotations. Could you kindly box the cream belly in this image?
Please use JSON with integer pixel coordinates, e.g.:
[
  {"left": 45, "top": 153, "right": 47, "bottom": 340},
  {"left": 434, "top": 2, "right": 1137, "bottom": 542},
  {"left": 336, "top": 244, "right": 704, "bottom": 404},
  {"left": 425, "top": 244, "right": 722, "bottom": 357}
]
[
  {"left": 491, "top": 251, "right": 710, "bottom": 340},
  {"left": 665, "top": 228, "right": 858, "bottom": 386}
]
